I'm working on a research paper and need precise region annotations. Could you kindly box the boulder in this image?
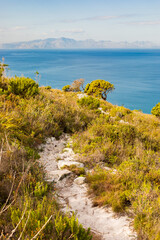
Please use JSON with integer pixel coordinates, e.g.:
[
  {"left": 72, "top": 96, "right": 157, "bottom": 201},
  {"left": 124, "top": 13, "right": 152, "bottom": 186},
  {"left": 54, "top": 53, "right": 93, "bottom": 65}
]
[
  {"left": 58, "top": 160, "right": 84, "bottom": 170},
  {"left": 47, "top": 169, "right": 72, "bottom": 182}
]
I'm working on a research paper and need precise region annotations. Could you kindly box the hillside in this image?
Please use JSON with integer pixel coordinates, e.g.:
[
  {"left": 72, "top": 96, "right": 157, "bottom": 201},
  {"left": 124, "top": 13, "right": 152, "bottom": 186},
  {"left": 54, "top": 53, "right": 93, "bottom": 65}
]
[
  {"left": 1, "top": 37, "right": 159, "bottom": 49},
  {"left": 0, "top": 68, "right": 160, "bottom": 239}
]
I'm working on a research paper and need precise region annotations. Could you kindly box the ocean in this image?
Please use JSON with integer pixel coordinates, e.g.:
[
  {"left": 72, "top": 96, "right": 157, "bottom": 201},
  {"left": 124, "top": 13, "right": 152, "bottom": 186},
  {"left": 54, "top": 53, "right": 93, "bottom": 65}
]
[{"left": 0, "top": 49, "right": 160, "bottom": 114}]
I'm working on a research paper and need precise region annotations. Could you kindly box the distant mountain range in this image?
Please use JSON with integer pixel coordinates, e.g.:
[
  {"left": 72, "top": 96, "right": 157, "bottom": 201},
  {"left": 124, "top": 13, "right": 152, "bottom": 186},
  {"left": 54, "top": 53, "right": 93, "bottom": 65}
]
[{"left": 0, "top": 37, "right": 159, "bottom": 49}]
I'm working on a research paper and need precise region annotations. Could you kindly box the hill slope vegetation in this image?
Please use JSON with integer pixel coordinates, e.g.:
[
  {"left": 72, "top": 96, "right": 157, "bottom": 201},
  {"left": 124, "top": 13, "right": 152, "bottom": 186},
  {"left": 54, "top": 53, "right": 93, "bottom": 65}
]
[{"left": 0, "top": 68, "right": 160, "bottom": 239}]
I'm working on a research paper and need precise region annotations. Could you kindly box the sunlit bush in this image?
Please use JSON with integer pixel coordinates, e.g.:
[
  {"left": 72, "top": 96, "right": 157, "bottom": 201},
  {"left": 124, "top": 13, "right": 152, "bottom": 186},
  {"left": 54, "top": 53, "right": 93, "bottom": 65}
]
[
  {"left": 77, "top": 96, "right": 100, "bottom": 109},
  {"left": 8, "top": 76, "right": 39, "bottom": 98},
  {"left": 151, "top": 102, "right": 160, "bottom": 117}
]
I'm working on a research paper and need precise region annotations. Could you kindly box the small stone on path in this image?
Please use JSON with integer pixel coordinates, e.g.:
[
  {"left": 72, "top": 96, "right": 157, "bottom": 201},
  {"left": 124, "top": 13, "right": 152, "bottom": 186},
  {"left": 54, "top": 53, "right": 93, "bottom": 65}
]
[{"left": 74, "top": 176, "right": 85, "bottom": 185}]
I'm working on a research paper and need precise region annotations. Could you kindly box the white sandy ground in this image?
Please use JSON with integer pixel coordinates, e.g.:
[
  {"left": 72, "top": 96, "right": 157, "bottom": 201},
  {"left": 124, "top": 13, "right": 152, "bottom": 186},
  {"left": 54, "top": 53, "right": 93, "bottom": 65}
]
[{"left": 39, "top": 135, "right": 137, "bottom": 240}]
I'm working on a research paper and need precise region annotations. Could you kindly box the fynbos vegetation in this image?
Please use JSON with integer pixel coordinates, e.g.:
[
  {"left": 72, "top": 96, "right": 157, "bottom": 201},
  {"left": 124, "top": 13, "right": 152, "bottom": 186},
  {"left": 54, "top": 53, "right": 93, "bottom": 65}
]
[
  {"left": 73, "top": 99, "right": 160, "bottom": 239},
  {"left": 151, "top": 102, "right": 160, "bottom": 117},
  {"left": 0, "top": 64, "right": 160, "bottom": 239},
  {"left": 0, "top": 66, "right": 93, "bottom": 239}
]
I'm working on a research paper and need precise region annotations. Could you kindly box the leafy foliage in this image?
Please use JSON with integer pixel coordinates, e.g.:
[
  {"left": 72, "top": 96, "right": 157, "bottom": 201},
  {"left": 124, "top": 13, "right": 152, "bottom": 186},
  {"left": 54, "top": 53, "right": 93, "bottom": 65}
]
[
  {"left": 62, "top": 85, "right": 71, "bottom": 92},
  {"left": 55, "top": 212, "right": 92, "bottom": 240},
  {"left": 77, "top": 96, "right": 100, "bottom": 109},
  {"left": 84, "top": 80, "right": 114, "bottom": 100},
  {"left": 8, "top": 76, "right": 39, "bottom": 98},
  {"left": 151, "top": 102, "right": 160, "bottom": 117},
  {"left": 45, "top": 86, "right": 52, "bottom": 90}
]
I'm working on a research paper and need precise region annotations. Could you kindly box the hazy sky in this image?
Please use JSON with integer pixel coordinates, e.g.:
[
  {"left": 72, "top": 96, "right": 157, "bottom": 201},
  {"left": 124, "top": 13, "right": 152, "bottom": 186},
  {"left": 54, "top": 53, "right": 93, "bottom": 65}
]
[{"left": 1, "top": 0, "right": 160, "bottom": 44}]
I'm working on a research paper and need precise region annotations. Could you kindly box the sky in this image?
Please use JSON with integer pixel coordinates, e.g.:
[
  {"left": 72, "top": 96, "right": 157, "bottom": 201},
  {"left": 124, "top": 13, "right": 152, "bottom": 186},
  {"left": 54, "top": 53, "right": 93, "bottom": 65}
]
[{"left": 1, "top": 0, "right": 160, "bottom": 44}]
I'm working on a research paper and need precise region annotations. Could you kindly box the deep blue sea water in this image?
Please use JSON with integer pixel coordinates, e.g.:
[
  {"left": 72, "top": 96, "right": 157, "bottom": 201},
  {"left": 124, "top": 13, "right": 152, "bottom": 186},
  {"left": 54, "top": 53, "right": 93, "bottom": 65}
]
[{"left": 0, "top": 49, "right": 160, "bottom": 113}]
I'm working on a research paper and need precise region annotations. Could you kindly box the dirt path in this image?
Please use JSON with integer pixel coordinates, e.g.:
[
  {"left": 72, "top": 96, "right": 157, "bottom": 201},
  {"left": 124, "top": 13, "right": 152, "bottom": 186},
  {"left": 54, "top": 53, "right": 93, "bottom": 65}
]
[{"left": 39, "top": 135, "right": 137, "bottom": 240}]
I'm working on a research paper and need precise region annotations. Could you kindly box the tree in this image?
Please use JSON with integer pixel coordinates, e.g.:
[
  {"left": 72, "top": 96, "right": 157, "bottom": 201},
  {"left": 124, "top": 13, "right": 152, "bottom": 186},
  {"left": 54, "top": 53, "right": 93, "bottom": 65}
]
[
  {"left": 151, "top": 102, "right": 160, "bottom": 117},
  {"left": 62, "top": 78, "right": 84, "bottom": 92},
  {"left": 84, "top": 79, "right": 114, "bottom": 100},
  {"left": 70, "top": 78, "right": 84, "bottom": 92}
]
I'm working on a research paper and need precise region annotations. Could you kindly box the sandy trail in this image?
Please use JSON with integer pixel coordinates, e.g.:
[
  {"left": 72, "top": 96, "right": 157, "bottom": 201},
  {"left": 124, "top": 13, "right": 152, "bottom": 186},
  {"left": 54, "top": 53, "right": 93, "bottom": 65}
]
[{"left": 39, "top": 135, "right": 137, "bottom": 240}]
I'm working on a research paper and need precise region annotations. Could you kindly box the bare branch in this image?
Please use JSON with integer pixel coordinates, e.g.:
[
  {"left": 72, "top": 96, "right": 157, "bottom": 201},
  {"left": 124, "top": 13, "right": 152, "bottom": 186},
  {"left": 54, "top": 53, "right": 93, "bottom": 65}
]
[
  {"left": 0, "top": 139, "right": 4, "bottom": 165},
  {"left": 0, "top": 173, "right": 15, "bottom": 214},
  {"left": 6, "top": 203, "right": 28, "bottom": 240},
  {"left": 30, "top": 215, "right": 53, "bottom": 240},
  {"left": 0, "top": 230, "right": 4, "bottom": 240},
  {"left": 5, "top": 133, "right": 11, "bottom": 151},
  {"left": 14, "top": 163, "right": 31, "bottom": 199},
  {"left": 71, "top": 78, "right": 85, "bottom": 92},
  {"left": 0, "top": 163, "right": 31, "bottom": 215},
  {"left": 0, "top": 199, "right": 15, "bottom": 215},
  {"left": 17, "top": 210, "right": 31, "bottom": 240},
  {"left": 67, "top": 233, "right": 74, "bottom": 239}
]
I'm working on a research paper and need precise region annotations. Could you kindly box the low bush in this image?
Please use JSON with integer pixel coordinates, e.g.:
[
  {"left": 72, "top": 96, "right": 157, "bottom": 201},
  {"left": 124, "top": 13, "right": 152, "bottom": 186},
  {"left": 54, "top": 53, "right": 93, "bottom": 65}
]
[
  {"left": 109, "top": 106, "right": 131, "bottom": 118},
  {"left": 77, "top": 96, "right": 100, "bottom": 109},
  {"left": 62, "top": 85, "right": 71, "bottom": 92},
  {"left": 8, "top": 76, "right": 39, "bottom": 98},
  {"left": 45, "top": 86, "right": 52, "bottom": 90},
  {"left": 55, "top": 212, "right": 92, "bottom": 240},
  {"left": 151, "top": 102, "right": 160, "bottom": 117}
]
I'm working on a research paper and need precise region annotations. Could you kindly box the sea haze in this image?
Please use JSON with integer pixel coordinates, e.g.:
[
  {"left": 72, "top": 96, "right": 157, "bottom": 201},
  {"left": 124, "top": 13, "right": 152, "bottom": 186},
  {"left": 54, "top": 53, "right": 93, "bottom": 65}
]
[{"left": 0, "top": 49, "right": 160, "bottom": 114}]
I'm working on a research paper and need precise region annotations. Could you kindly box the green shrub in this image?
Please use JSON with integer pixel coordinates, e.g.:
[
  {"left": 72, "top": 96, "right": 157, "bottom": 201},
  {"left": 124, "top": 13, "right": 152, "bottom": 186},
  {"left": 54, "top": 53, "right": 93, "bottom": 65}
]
[
  {"left": 62, "top": 85, "right": 71, "bottom": 92},
  {"left": 151, "top": 102, "right": 160, "bottom": 117},
  {"left": 10, "top": 193, "right": 55, "bottom": 239},
  {"left": 0, "top": 79, "right": 8, "bottom": 92},
  {"left": 84, "top": 80, "right": 114, "bottom": 100},
  {"left": 77, "top": 96, "right": 100, "bottom": 109},
  {"left": 45, "top": 86, "right": 52, "bottom": 90},
  {"left": 55, "top": 212, "right": 92, "bottom": 240},
  {"left": 8, "top": 76, "right": 39, "bottom": 98},
  {"left": 109, "top": 106, "right": 131, "bottom": 118}
]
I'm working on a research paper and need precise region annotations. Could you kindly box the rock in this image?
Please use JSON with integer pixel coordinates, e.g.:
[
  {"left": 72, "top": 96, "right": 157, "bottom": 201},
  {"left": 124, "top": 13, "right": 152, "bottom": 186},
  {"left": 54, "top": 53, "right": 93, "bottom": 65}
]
[
  {"left": 47, "top": 169, "right": 72, "bottom": 182},
  {"left": 119, "top": 119, "right": 129, "bottom": 124},
  {"left": 59, "top": 148, "right": 75, "bottom": 160},
  {"left": 58, "top": 160, "right": 84, "bottom": 170},
  {"left": 77, "top": 93, "right": 87, "bottom": 99},
  {"left": 74, "top": 176, "right": 85, "bottom": 185},
  {"left": 104, "top": 166, "right": 112, "bottom": 171},
  {"left": 98, "top": 107, "right": 109, "bottom": 115},
  {"left": 104, "top": 167, "right": 117, "bottom": 174},
  {"left": 63, "top": 148, "right": 73, "bottom": 153}
]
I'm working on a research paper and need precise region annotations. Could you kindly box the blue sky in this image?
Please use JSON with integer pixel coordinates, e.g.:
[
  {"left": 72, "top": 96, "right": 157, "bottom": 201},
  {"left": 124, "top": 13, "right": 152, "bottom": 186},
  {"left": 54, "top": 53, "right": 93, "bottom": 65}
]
[{"left": 1, "top": 0, "right": 160, "bottom": 44}]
